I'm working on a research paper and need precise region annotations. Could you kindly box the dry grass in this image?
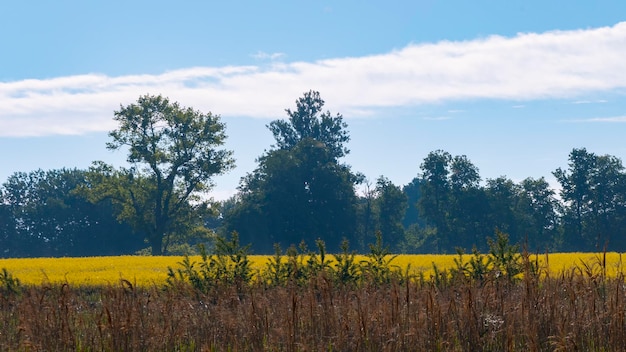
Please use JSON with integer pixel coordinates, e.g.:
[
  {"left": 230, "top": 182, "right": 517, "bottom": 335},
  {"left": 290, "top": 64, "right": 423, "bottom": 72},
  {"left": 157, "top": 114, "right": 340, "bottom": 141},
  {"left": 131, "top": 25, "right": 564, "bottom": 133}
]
[
  {"left": 2, "top": 239, "right": 625, "bottom": 351},
  {"left": 2, "top": 266, "right": 626, "bottom": 351}
]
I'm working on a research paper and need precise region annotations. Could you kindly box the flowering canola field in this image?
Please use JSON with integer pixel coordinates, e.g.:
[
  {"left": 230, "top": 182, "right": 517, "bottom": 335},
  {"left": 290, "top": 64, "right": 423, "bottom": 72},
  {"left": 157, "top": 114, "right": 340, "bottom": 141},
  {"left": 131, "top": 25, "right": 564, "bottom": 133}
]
[{"left": 0, "top": 253, "right": 624, "bottom": 286}]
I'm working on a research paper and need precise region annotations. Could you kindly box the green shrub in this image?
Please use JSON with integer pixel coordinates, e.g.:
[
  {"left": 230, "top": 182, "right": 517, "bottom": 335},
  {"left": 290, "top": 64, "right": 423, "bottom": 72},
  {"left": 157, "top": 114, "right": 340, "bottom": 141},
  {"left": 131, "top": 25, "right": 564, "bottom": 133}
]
[
  {"left": 166, "top": 232, "right": 253, "bottom": 294},
  {"left": 0, "top": 268, "right": 20, "bottom": 294}
]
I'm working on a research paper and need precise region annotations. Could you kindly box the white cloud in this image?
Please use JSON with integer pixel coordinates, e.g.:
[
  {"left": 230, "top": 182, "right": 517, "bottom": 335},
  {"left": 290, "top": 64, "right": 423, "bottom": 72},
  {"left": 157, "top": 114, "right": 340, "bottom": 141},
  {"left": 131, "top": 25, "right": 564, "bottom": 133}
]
[
  {"left": 2, "top": 22, "right": 626, "bottom": 136},
  {"left": 422, "top": 116, "right": 452, "bottom": 121},
  {"left": 251, "top": 51, "right": 286, "bottom": 61},
  {"left": 571, "top": 116, "right": 626, "bottom": 123},
  {"left": 571, "top": 99, "right": 609, "bottom": 104}
]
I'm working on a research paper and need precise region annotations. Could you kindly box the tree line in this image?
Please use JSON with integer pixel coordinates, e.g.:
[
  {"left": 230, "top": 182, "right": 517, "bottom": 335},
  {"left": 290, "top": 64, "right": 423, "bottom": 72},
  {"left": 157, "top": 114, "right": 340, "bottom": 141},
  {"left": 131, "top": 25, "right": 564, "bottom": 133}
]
[{"left": 1, "top": 91, "right": 625, "bottom": 257}]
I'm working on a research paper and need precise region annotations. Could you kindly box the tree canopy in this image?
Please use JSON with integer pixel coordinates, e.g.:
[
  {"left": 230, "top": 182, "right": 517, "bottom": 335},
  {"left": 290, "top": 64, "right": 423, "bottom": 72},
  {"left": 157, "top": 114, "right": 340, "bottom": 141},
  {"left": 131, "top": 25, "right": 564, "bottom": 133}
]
[
  {"left": 267, "top": 90, "right": 350, "bottom": 160},
  {"left": 554, "top": 148, "right": 626, "bottom": 250},
  {"left": 225, "top": 91, "right": 360, "bottom": 253},
  {"left": 5, "top": 92, "right": 626, "bottom": 257},
  {"left": 1, "top": 168, "right": 143, "bottom": 257},
  {"left": 84, "top": 94, "right": 234, "bottom": 255}
]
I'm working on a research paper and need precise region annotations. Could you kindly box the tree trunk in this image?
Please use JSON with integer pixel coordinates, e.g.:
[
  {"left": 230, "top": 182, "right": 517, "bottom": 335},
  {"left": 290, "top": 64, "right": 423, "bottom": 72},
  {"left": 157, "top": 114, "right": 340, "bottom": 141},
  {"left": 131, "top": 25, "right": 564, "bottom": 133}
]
[{"left": 150, "top": 234, "right": 163, "bottom": 255}]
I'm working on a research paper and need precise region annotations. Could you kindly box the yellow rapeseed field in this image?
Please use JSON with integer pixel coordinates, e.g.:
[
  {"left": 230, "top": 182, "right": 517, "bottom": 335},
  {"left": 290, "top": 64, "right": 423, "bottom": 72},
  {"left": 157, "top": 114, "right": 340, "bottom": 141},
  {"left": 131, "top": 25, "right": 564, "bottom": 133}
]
[
  {"left": 0, "top": 252, "right": 624, "bottom": 286},
  {"left": 0, "top": 256, "right": 186, "bottom": 286}
]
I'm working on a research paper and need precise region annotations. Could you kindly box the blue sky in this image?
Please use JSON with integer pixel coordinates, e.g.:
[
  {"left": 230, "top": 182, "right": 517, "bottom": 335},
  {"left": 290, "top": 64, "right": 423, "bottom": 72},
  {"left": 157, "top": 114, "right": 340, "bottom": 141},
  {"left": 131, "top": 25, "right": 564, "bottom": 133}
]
[{"left": 2, "top": 1, "right": 626, "bottom": 200}]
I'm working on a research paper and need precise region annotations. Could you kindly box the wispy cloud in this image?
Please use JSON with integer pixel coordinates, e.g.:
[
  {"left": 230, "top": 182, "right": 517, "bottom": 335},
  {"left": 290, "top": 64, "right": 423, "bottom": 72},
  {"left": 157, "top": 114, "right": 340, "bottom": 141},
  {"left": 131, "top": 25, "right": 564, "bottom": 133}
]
[
  {"left": 571, "top": 99, "right": 609, "bottom": 104},
  {"left": 422, "top": 116, "right": 452, "bottom": 121},
  {"left": 568, "top": 116, "right": 626, "bottom": 123},
  {"left": 2, "top": 22, "right": 626, "bottom": 136},
  {"left": 251, "top": 51, "right": 286, "bottom": 61}
]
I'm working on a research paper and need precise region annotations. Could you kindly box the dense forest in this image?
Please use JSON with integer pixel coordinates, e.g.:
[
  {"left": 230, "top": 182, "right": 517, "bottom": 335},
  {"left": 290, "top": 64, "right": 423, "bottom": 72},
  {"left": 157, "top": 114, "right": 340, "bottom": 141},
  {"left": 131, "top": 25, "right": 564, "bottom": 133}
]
[{"left": 1, "top": 91, "right": 625, "bottom": 257}]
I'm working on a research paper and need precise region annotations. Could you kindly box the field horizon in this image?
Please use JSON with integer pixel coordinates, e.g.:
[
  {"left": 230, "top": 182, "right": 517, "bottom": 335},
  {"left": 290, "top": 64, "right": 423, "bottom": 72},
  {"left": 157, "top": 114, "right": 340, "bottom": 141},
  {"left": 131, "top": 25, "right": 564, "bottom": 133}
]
[{"left": 0, "top": 251, "right": 622, "bottom": 286}]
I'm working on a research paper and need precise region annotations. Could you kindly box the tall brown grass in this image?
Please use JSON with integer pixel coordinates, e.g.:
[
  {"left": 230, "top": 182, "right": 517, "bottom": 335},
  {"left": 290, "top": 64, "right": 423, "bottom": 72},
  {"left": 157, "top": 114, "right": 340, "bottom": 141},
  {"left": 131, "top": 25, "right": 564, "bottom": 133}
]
[
  {"left": 2, "top": 263, "right": 626, "bottom": 351},
  {"left": 2, "top": 233, "right": 624, "bottom": 351}
]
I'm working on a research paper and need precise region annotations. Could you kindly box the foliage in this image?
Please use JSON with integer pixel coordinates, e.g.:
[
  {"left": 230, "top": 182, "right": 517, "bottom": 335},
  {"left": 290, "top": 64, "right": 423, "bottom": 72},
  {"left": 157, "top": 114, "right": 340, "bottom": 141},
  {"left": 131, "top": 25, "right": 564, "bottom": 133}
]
[
  {"left": 267, "top": 90, "right": 350, "bottom": 160},
  {"left": 166, "top": 232, "right": 253, "bottom": 293},
  {"left": 0, "top": 268, "right": 20, "bottom": 294},
  {"left": 262, "top": 243, "right": 292, "bottom": 287},
  {"left": 401, "top": 177, "right": 427, "bottom": 229},
  {"left": 450, "top": 247, "right": 492, "bottom": 283},
  {"left": 297, "top": 239, "right": 334, "bottom": 283},
  {"left": 0, "top": 168, "right": 143, "bottom": 257},
  {"left": 487, "top": 229, "right": 523, "bottom": 282},
  {"left": 169, "top": 234, "right": 405, "bottom": 290},
  {"left": 554, "top": 148, "right": 626, "bottom": 251},
  {"left": 374, "top": 177, "right": 408, "bottom": 250},
  {"left": 224, "top": 91, "right": 359, "bottom": 253},
  {"left": 261, "top": 239, "right": 360, "bottom": 287},
  {"left": 361, "top": 231, "right": 400, "bottom": 285},
  {"left": 213, "top": 232, "right": 254, "bottom": 288},
  {"left": 418, "top": 150, "right": 490, "bottom": 252},
  {"left": 443, "top": 230, "right": 524, "bottom": 286},
  {"left": 6, "top": 90, "right": 626, "bottom": 257},
  {"left": 516, "top": 177, "right": 562, "bottom": 251},
  {"left": 83, "top": 94, "right": 234, "bottom": 255},
  {"left": 400, "top": 224, "right": 439, "bottom": 253},
  {"left": 331, "top": 239, "right": 360, "bottom": 286},
  {"left": 418, "top": 150, "right": 452, "bottom": 251}
]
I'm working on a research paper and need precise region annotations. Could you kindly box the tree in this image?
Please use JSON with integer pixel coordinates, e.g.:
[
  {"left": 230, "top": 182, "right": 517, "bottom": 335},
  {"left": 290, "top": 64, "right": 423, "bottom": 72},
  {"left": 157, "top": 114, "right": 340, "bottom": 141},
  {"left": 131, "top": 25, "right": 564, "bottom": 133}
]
[
  {"left": 448, "top": 155, "right": 487, "bottom": 249},
  {"left": 587, "top": 154, "right": 626, "bottom": 249},
  {"left": 399, "top": 177, "right": 437, "bottom": 254},
  {"left": 85, "top": 95, "right": 234, "bottom": 255},
  {"left": 418, "top": 150, "right": 452, "bottom": 251},
  {"left": 516, "top": 177, "right": 561, "bottom": 250},
  {"left": 418, "top": 151, "right": 489, "bottom": 251},
  {"left": 225, "top": 91, "right": 360, "bottom": 252},
  {"left": 1, "top": 168, "right": 143, "bottom": 257},
  {"left": 485, "top": 176, "right": 520, "bottom": 238},
  {"left": 402, "top": 177, "right": 426, "bottom": 229},
  {"left": 450, "top": 155, "right": 480, "bottom": 191},
  {"left": 553, "top": 148, "right": 595, "bottom": 247},
  {"left": 374, "top": 177, "right": 408, "bottom": 249},
  {"left": 0, "top": 190, "right": 17, "bottom": 256},
  {"left": 267, "top": 90, "right": 350, "bottom": 160},
  {"left": 355, "top": 179, "right": 378, "bottom": 251},
  {"left": 553, "top": 148, "right": 626, "bottom": 250}
]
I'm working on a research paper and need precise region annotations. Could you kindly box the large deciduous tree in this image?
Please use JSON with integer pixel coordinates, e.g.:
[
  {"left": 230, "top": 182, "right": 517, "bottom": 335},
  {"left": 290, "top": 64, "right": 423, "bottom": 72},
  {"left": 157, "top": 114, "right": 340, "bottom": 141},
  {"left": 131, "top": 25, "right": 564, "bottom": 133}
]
[
  {"left": 85, "top": 95, "right": 234, "bottom": 255},
  {"left": 225, "top": 90, "right": 360, "bottom": 252}
]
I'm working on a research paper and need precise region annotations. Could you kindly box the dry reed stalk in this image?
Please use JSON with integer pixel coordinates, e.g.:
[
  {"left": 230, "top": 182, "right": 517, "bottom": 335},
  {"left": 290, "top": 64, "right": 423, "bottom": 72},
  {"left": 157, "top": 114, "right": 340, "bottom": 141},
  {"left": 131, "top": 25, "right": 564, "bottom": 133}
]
[{"left": 3, "top": 272, "right": 626, "bottom": 351}]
